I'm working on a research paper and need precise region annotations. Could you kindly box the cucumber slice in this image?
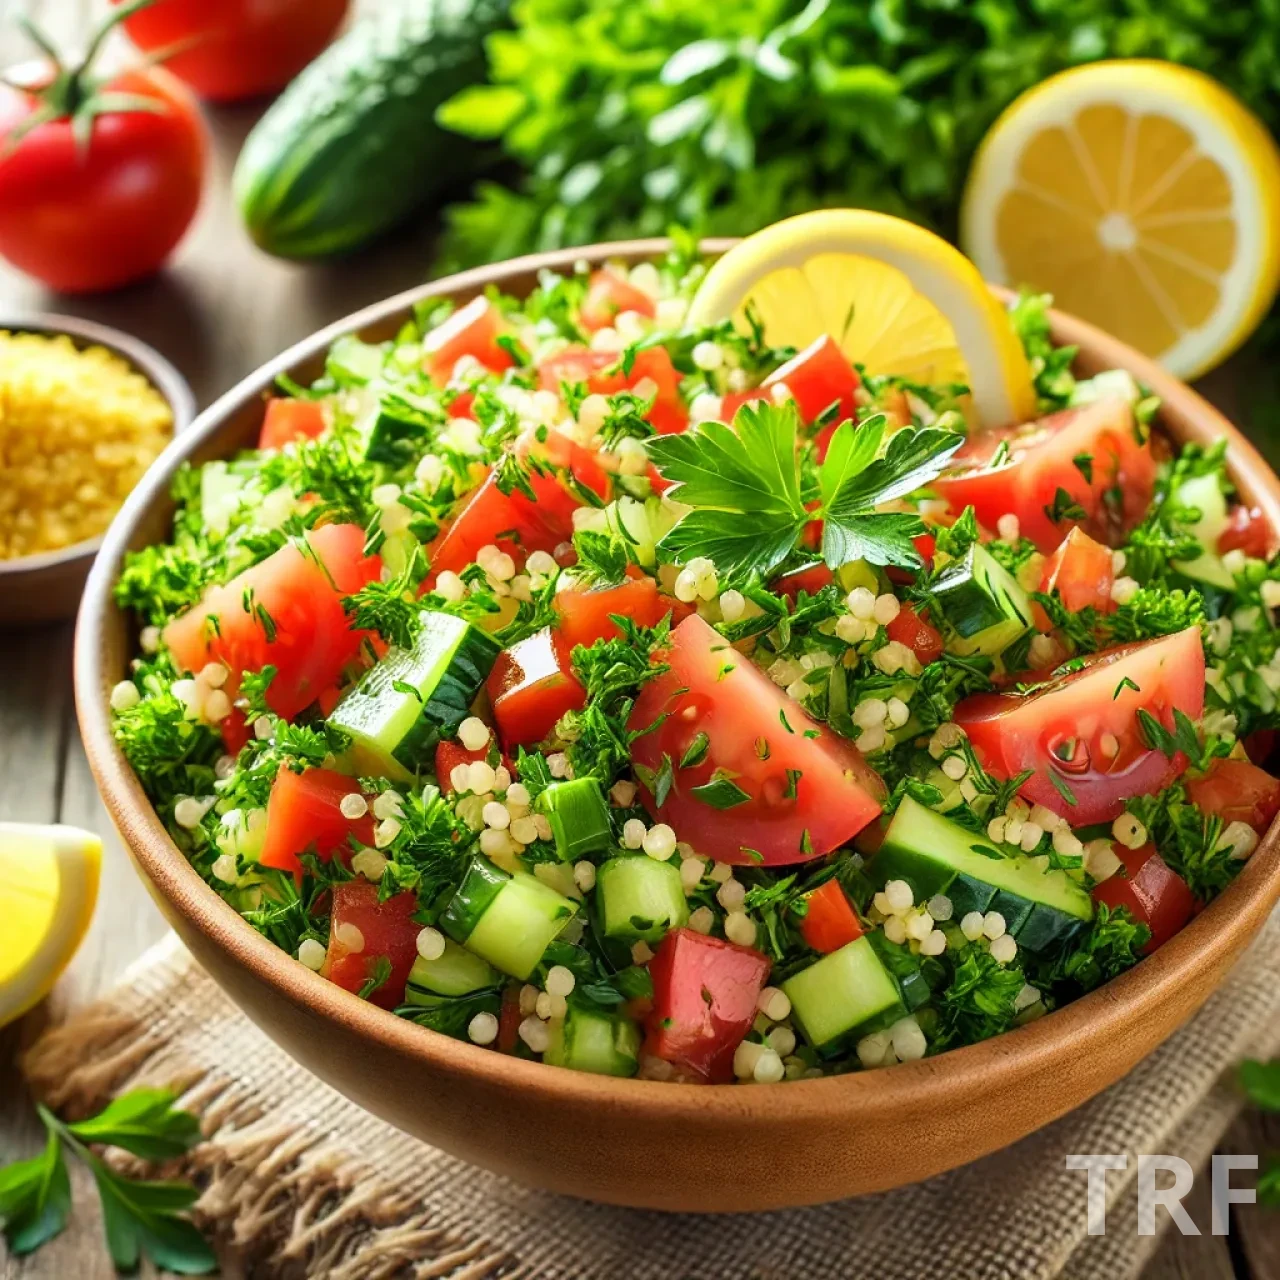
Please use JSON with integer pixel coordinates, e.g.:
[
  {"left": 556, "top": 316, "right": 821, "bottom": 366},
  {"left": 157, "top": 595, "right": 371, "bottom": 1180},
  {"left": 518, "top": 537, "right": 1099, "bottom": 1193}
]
[
  {"left": 328, "top": 610, "right": 501, "bottom": 781},
  {"left": 364, "top": 390, "right": 441, "bottom": 468},
  {"left": 200, "top": 462, "right": 245, "bottom": 536},
  {"left": 405, "top": 939, "right": 499, "bottom": 1003},
  {"left": 932, "top": 543, "right": 1032, "bottom": 657},
  {"left": 535, "top": 778, "right": 612, "bottom": 862},
  {"left": 543, "top": 1005, "right": 641, "bottom": 1077},
  {"left": 871, "top": 796, "right": 1093, "bottom": 953},
  {"left": 1172, "top": 471, "right": 1234, "bottom": 589},
  {"left": 596, "top": 855, "right": 689, "bottom": 943},
  {"left": 441, "top": 856, "right": 579, "bottom": 980},
  {"left": 782, "top": 936, "right": 905, "bottom": 1050}
]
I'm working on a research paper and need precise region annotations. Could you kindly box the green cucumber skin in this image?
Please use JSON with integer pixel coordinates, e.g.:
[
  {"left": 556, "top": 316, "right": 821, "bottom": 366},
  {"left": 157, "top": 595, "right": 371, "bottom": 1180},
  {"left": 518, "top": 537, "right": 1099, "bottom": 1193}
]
[
  {"left": 440, "top": 855, "right": 510, "bottom": 943},
  {"left": 535, "top": 778, "right": 613, "bottom": 862},
  {"left": 235, "top": 0, "right": 512, "bottom": 259}
]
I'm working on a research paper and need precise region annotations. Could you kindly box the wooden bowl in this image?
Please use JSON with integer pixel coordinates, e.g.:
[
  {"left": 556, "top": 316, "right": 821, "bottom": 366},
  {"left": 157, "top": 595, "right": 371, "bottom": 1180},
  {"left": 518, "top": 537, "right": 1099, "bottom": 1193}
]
[
  {"left": 73, "top": 241, "right": 1280, "bottom": 1212},
  {"left": 0, "top": 313, "right": 196, "bottom": 628}
]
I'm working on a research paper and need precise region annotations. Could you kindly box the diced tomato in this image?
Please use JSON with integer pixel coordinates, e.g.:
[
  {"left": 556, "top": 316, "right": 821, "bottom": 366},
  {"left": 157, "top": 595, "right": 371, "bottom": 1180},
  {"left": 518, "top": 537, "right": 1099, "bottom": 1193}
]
[
  {"left": 425, "top": 470, "right": 554, "bottom": 583},
  {"left": 628, "top": 614, "right": 884, "bottom": 865},
  {"left": 488, "top": 628, "right": 586, "bottom": 750},
  {"left": 799, "top": 879, "right": 863, "bottom": 954},
  {"left": 538, "top": 346, "right": 687, "bottom": 436},
  {"left": 719, "top": 388, "right": 770, "bottom": 422},
  {"left": 1033, "top": 527, "right": 1116, "bottom": 630},
  {"left": 258, "top": 397, "right": 327, "bottom": 450},
  {"left": 643, "top": 928, "right": 772, "bottom": 1083},
  {"left": 933, "top": 397, "right": 1155, "bottom": 552},
  {"left": 164, "top": 523, "right": 381, "bottom": 722},
  {"left": 321, "top": 881, "right": 421, "bottom": 1010},
  {"left": 773, "top": 562, "right": 834, "bottom": 602},
  {"left": 497, "top": 984, "right": 523, "bottom": 1053},
  {"left": 1218, "top": 505, "right": 1272, "bottom": 559},
  {"left": 435, "top": 740, "right": 488, "bottom": 795},
  {"left": 1186, "top": 758, "right": 1280, "bottom": 834},
  {"left": 1092, "top": 843, "right": 1195, "bottom": 954},
  {"left": 580, "top": 269, "right": 657, "bottom": 332},
  {"left": 886, "top": 602, "right": 945, "bottom": 666},
  {"left": 422, "top": 296, "right": 515, "bottom": 383},
  {"left": 259, "top": 767, "right": 374, "bottom": 882},
  {"left": 554, "top": 577, "right": 673, "bottom": 651},
  {"left": 955, "top": 627, "right": 1206, "bottom": 825},
  {"left": 220, "top": 706, "right": 252, "bottom": 756},
  {"left": 447, "top": 389, "right": 475, "bottom": 419}
]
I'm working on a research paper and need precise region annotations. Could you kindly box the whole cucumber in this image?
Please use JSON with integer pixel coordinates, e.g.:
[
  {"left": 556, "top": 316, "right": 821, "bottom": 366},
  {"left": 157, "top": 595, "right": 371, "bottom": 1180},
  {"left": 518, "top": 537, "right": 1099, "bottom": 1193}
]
[{"left": 234, "top": 0, "right": 511, "bottom": 258}]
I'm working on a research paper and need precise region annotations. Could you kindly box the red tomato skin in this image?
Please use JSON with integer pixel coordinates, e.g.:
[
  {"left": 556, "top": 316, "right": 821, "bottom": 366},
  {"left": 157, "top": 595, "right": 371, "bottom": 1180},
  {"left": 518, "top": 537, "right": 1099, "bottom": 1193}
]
[
  {"left": 435, "top": 741, "right": 488, "bottom": 796},
  {"left": 1033, "top": 527, "right": 1116, "bottom": 630},
  {"left": 628, "top": 614, "right": 884, "bottom": 866},
  {"left": 886, "top": 603, "right": 945, "bottom": 666},
  {"left": 554, "top": 577, "right": 671, "bottom": 650},
  {"left": 1186, "top": 759, "right": 1280, "bottom": 834},
  {"left": 1218, "top": 506, "right": 1272, "bottom": 559},
  {"left": 885, "top": 532, "right": 937, "bottom": 585},
  {"left": 538, "top": 346, "right": 687, "bottom": 436},
  {"left": 220, "top": 707, "right": 252, "bottom": 756},
  {"left": 116, "top": 0, "right": 349, "bottom": 102},
  {"left": 956, "top": 627, "right": 1206, "bottom": 825},
  {"left": 322, "top": 882, "right": 421, "bottom": 1010},
  {"left": 799, "top": 879, "right": 864, "bottom": 954},
  {"left": 164, "top": 523, "right": 381, "bottom": 721},
  {"left": 259, "top": 767, "right": 374, "bottom": 882},
  {"left": 258, "top": 398, "right": 328, "bottom": 450},
  {"left": 934, "top": 398, "right": 1155, "bottom": 552},
  {"left": 1092, "top": 844, "right": 1195, "bottom": 954},
  {"left": 774, "top": 563, "right": 834, "bottom": 602},
  {"left": 0, "top": 66, "right": 206, "bottom": 293},
  {"left": 580, "top": 270, "right": 657, "bottom": 332},
  {"left": 423, "top": 297, "right": 514, "bottom": 383},
  {"left": 488, "top": 628, "right": 586, "bottom": 750},
  {"left": 643, "top": 928, "right": 772, "bottom": 1083}
]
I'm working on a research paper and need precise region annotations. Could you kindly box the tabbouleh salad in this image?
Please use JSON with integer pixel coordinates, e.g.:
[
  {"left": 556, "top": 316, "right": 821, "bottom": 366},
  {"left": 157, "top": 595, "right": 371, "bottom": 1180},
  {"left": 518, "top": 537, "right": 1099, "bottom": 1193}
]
[{"left": 111, "top": 239, "right": 1280, "bottom": 1085}]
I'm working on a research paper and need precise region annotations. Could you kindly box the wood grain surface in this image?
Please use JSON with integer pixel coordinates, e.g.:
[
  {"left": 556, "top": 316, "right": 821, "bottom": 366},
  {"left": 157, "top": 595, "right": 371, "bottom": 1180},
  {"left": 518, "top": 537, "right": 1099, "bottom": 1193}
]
[{"left": 1, "top": 0, "right": 1279, "bottom": 1274}]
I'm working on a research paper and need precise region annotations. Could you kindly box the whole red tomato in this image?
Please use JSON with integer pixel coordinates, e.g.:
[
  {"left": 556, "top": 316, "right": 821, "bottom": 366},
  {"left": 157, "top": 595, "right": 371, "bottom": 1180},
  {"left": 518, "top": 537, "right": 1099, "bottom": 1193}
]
[
  {"left": 114, "top": 0, "right": 350, "bottom": 102},
  {"left": 0, "top": 63, "right": 206, "bottom": 293}
]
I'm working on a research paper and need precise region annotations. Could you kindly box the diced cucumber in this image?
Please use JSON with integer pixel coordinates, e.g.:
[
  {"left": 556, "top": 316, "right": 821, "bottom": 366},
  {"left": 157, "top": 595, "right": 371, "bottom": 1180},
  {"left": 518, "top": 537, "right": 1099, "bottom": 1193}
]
[
  {"left": 865, "top": 931, "right": 934, "bottom": 1013},
  {"left": 441, "top": 856, "right": 578, "bottom": 980},
  {"left": 405, "top": 939, "right": 499, "bottom": 1004},
  {"left": 535, "top": 778, "right": 612, "bottom": 861},
  {"left": 543, "top": 1005, "right": 641, "bottom": 1077},
  {"left": 596, "top": 855, "right": 689, "bottom": 943},
  {"left": 326, "top": 334, "right": 386, "bottom": 386},
  {"left": 782, "top": 937, "right": 905, "bottom": 1050},
  {"left": 931, "top": 543, "right": 1031, "bottom": 657},
  {"left": 1172, "top": 471, "right": 1234, "bottom": 589},
  {"left": 328, "top": 610, "right": 501, "bottom": 781},
  {"left": 579, "top": 496, "right": 681, "bottom": 570},
  {"left": 364, "top": 390, "right": 442, "bottom": 468},
  {"left": 870, "top": 796, "right": 1093, "bottom": 953},
  {"left": 1069, "top": 369, "right": 1140, "bottom": 407},
  {"left": 200, "top": 462, "right": 246, "bottom": 536}
]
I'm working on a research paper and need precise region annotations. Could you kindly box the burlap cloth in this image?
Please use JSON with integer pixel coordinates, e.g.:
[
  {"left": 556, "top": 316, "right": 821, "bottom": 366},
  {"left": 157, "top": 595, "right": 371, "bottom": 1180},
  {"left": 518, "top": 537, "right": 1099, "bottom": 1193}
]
[{"left": 19, "top": 910, "right": 1280, "bottom": 1280}]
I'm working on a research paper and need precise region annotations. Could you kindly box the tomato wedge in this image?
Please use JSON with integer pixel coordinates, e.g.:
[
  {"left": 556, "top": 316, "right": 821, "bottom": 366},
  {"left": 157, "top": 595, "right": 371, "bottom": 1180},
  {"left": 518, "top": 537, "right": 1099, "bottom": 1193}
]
[
  {"left": 773, "top": 562, "right": 834, "bottom": 602},
  {"left": 259, "top": 767, "right": 374, "bottom": 882},
  {"left": 580, "top": 269, "right": 656, "bottom": 332},
  {"left": 554, "top": 576, "right": 673, "bottom": 651},
  {"left": 933, "top": 397, "right": 1155, "bottom": 552},
  {"left": 628, "top": 614, "right": 884, "bottom": 865},
  {"left": 164, "top": 523, "right": 381, "bottom": 721},
  {"left": 488, "top": 628, "right": 586, "bottom": 749},
  {"left": 258, "top": 397, "right": 327, "bottom": 450},
  {"left": 422, "top": 297, "right": 514, "bottom": 383},
  {"left": 885, "top": 602, "right": 945, "bottom": 666},
  {"left": 799, "top": 878, "right": 864, "bottom": 954},
  {"left": 538, "top": 346, "right": 687, "bottom": 436},
  {"left": 321, "top": 881, "right": 421, "bottom": 1010},
  {"left": 1033, "top": 527, "right": 1116, "bottom": 630},
  {"left": 1185, "top": 758, "right": 1280, "bottom": 834},
  {"left": 955, "top": 627, "right": 1205, "bottom": 825},
  {"left": 1092, "top": 844, "right": 1195, "bottom": 954},
  {"left": 643, "top": 927, "right": 771, "bottom": 1083},
  {"left": 1218, "top": 505, "right": 1272, "bottom": 558}
]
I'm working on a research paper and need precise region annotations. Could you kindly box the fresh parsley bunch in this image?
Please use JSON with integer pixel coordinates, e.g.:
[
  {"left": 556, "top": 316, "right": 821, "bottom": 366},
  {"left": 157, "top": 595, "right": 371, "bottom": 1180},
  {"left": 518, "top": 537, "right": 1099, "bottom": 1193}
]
[{"left": 647, "top": 400, "right": 961, "bottom": 579}]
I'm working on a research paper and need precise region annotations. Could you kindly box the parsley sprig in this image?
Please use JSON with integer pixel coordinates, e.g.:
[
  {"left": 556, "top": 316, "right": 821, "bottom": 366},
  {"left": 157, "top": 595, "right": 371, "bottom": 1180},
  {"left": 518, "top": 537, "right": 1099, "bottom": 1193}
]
[
  {"left": 647, "top": 402, "right": 962, "bottom": 579},
  {"left": 0, "top": 1089, "right": 213, "bottom": 1273}
]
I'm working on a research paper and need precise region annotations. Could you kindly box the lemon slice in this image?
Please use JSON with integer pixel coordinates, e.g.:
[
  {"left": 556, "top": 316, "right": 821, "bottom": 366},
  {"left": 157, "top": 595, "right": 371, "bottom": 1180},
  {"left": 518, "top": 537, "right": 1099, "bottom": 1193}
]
[
  {"left": 961, "top": 61, "right": 1280, "bottom": 381},
  {"left": 0, "top": 823, "right": 101, "bottom": 1027},
  {"left": 686, "top": 208, "right": 1038, "bottom": 427}
]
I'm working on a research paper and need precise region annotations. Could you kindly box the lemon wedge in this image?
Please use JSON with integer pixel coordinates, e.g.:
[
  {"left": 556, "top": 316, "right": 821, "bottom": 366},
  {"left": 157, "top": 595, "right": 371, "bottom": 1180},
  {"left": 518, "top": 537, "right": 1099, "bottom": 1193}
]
[
  {"left": 961, "top": 61, "right": 1280, "bottom": 381},
  {"left": 0, "top": 823, "right": 101, "bottom": 1027},
  {"left": 686, "top": 208, "right": 1038, "bottom": 427}
]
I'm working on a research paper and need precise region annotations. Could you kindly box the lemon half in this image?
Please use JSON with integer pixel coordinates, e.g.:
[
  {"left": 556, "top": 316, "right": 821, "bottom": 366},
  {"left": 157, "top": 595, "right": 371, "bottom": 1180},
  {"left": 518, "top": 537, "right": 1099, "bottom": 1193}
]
[
  {"left": 961, "top": 61, "right": 1280, "bottom": 380},
  {"left": 0, "top": 823, "right": 101, "bottom": 1027},
  {"left": 687, "top": 208, "right": 1038, "bottom": 427}
]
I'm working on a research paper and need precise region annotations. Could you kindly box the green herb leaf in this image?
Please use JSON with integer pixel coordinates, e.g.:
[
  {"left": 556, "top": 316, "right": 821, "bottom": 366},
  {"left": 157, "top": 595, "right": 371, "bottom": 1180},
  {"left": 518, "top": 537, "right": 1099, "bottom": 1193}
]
[
  {"left": 1241, "top": 1059, "right": 1280, "bottom": 1112},
  {"left": 0, "top": 1131, "right": 70, "bottom": 1256},
  {"left": 689, "top": 771, "right": 752, "bottom": 809},
  {"left": 66, "top": 1089, "right": 202, "bottom": 1162}
]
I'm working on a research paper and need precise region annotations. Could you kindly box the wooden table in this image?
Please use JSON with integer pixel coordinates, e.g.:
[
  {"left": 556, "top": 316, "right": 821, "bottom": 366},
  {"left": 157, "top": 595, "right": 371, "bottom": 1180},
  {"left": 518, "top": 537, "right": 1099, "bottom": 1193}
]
[{"left": 3, "top": 3, "right": 1280, "bottom": 1276}]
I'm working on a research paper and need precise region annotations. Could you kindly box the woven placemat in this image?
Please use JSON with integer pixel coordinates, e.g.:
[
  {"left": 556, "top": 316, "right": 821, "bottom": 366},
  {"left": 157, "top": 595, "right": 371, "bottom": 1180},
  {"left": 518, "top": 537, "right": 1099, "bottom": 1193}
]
[{"left": 18, "top": 912, "right": 1280, "bottom": 1280}]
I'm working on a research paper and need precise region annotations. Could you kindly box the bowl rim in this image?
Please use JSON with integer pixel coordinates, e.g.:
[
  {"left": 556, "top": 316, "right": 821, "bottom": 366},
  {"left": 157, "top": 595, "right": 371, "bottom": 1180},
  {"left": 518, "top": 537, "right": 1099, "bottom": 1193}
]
[
  {"left": 0, "top": 309, "right": 198, "bottom": 577},
  {"left": 74, "top": 238, "right": 1280, "bottom": 1130}
]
